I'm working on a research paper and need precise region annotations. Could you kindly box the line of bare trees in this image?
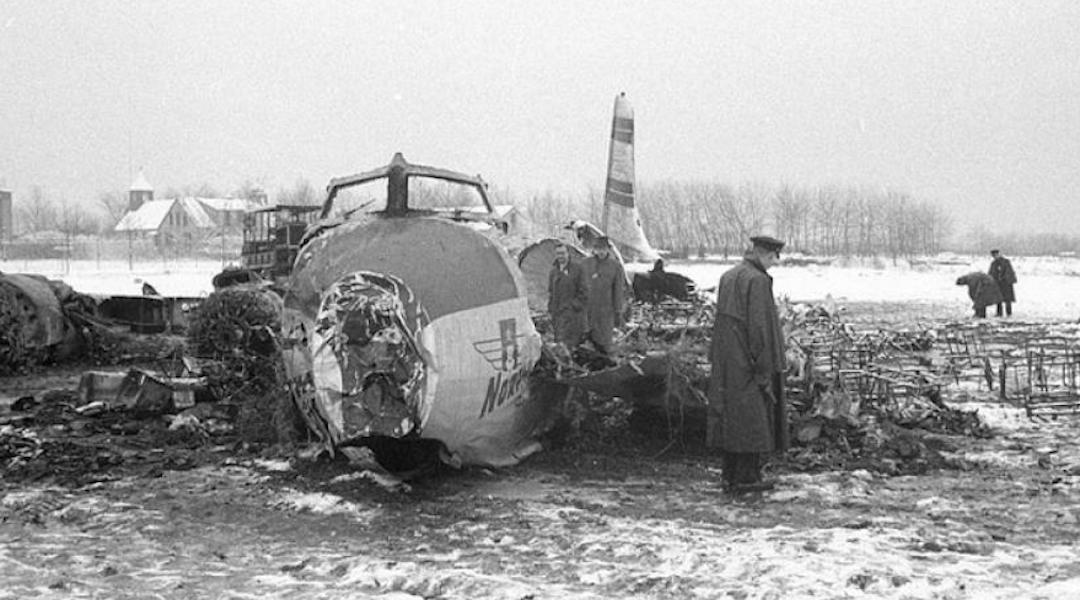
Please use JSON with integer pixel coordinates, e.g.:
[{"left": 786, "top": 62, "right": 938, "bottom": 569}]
[
  {"left": 31, "top": 176, "right": 1080, "bottom": 259},
  {"left": 16, "top": 187, "right": 103, "bottom": 237},
  {"left": 955, "top": 225, "right": 1080, "bottom": 257},
  {"left": 513, "top": 181, "right": 953, "bottom": 258}
]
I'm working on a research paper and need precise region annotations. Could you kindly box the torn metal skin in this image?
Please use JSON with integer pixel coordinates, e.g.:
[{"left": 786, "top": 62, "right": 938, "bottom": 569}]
[{"left": 281, "top": 154, "right": 554, "bottom": 468}]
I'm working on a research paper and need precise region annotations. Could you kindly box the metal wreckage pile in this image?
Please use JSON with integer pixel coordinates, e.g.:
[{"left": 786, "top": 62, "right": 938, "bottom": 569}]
[
  {"left": 545, "top": 294, "right": 1080, "bottom": 475},
  {"left": 0, "top": 272, "right": 102, "bottom": 374},
  {"left": 0, "top": 282, "right": 295, "bottom": 487}
]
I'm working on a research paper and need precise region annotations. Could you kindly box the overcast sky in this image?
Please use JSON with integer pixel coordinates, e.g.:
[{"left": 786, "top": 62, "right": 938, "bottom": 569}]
[{"left": 1, "top": 0, "right": 1078, "bottom": 235}]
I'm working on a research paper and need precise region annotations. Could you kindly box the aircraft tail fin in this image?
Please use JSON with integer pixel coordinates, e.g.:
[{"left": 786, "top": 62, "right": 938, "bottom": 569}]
[{"left": 600, "top": 93, "right": 660, "bottom": 263}]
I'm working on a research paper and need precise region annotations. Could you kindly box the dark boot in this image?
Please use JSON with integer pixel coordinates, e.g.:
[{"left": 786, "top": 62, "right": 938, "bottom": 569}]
[
  {"left": 727, "top": 453, "right": 775, "bottom": 494},
  {"left": 736, "top": 453, "right": 760, "bottom": 484},
  {"left": 721, "top": 452, "right": 738, "bottom": 489}
]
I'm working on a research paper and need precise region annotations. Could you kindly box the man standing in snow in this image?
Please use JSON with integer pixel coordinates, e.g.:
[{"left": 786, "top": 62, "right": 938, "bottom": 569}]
[
  {"left": 989, "top": 249, "right": 1017, "bottom": 317},
  {"left": 707, "top": 235, "right": 788, "bottom": 493},
  {"left": 583, "top": 236, "right": 626, "bottom": 356}
]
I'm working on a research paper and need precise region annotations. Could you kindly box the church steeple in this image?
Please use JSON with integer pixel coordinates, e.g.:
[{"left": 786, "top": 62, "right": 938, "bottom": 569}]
[{"left": 129, "top": 170, "right": 153, "bottom": 212}]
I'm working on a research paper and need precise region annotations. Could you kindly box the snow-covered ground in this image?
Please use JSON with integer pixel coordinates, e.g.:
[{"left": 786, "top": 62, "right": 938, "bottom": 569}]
[
  {"left": 676, "top": 254, "right": 1080, "bottom": 320},
  {"left": 7, "top": 254, "right": 1079, "bottom": 320},
  {"left": 0, "top": 258, "right": 228, "bottom": 298}
]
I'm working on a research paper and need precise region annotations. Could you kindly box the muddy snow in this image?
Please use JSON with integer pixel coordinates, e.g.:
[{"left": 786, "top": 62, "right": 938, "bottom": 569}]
[{"left": 4, "top": 431, "right": 1080, "bottom": 599}]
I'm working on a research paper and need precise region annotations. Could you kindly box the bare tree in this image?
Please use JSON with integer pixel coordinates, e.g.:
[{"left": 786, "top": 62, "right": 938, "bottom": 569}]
[
  {"left": 232, "top": 179, "right": 269, "bottom": 203},
  {"left": 58, "top": 201, "right": 101, "bottom": 236},
  {"left": 162, "top": 182, "right": 221, "bottom": 199},
  {"left": 15, "top": 186, "right": 58, "bottom": 234},
  {"left": 515, "top": 189, "right": 590, "bottom": 237},
  {"left": 717, "top": 182, "right": 769, "bottom": 243},
  {"left": 98, "top": 190, "right": 128, "bottom": 227},
  {"left": 481, "top": 177, "right": 955, "bottom": 257},
  {"left": 275, "top": 178, "right": 322, "bottom": 206}
]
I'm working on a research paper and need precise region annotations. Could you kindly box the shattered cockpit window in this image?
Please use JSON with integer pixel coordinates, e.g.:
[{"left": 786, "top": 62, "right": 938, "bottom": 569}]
[
  {"left": 407, "top": 178, "right": 486, "bottom": 211},
  {"left": 331, "top": 181, "right": 387, "bottom": 218}
]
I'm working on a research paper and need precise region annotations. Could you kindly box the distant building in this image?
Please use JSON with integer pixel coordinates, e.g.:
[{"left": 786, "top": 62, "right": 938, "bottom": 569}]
[
  {"left": 491, "top": 204, "right": 527, "bottom": 234},
  {"left": 114, "top": 197, "right": 215, "bottom": 244},
  {"left": 115, "top": 170, "right": 255, "bottom": 245},
  {"left": 197, "top": 197, "right": 251, "bottom": 229},
  {"left": 248, "top": 186, "right": 269, "bottom": 206},
  {"left": 0, "top": 187, "right": 12, "bottom": 242}
]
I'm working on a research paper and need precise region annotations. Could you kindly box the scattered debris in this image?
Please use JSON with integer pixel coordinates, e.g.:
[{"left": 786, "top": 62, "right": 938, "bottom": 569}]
[
  {"left": 549, "top": 297, "right": 1001, "bottom": 474},
  {"left": 186, "top": 284, "right": 305, "bottom": 445},
  {"left": 0, "top": 272, "right": 98, "bottom": 373}
]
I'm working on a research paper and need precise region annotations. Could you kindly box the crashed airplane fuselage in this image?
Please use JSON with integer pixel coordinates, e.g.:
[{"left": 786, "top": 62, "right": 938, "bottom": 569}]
[{"left": 280, "top": 153, "right": 554, "bottom": 467}]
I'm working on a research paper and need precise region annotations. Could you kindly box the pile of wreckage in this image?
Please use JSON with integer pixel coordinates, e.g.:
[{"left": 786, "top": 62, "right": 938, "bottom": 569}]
[
  {"left": 0, "top": 270, "right": 201, "bottom": 375},
  {"left": 0, "top": 287, "right": 285, "bottom": 486},
  {"left": 0, "top": 384, "right": 239, "bottom": 487},
  {"left": 941, "top": 320, "right": 1080, "bottom": 419},
  {"left": 0, "top": 279, "right": 289, "bottom": 486},
  {"left": 550, "top": 297, "right": 1004, "bottom": 474},
  {"left": 0, "top": 272, "right": 100, "bottom": 374}
]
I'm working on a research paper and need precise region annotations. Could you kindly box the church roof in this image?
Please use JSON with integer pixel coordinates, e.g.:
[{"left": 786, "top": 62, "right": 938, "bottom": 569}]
[{"left": 114, "top": 198, "right": 215, "bottom": 232}]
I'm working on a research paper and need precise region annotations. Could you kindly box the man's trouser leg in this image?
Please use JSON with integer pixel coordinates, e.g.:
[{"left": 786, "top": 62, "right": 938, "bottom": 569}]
[
  {"left": 737, "top": 452, "right": 762, "bottom": 484},
  {"left": 975, "top": 306, "right": 987, "bottom": 318},
  {"left": 995, "top": 303, "right": 1004, "bottom": 317},
  {"left": 723, "top": 452, "right": 762, "bottom": 485},
  {"left": 722, "top": 452, "right": 737, "bottom": 488},
  {"left": 1005, "top": 301, "right": 1012, "bottom": 316}
]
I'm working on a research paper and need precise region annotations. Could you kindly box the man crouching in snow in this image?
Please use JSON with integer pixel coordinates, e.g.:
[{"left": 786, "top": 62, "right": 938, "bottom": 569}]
[{"left": 956, "top": 272, "right": 1002, "bottom": 319}]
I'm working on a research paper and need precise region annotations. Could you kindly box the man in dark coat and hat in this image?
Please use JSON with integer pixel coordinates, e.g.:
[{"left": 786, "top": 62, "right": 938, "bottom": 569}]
[
  {"left": 988, "top": 249, "right": 1017, "bottom": 317},
  {"left": 583, "top": 236, "right": 626, "bottom": 355},
  {"left": 707, "top": 235, "right": 788, "bottom": 493},
  {"left": 548, "top": 242, "right": 589, "bottom": 347},
  {"left": 956, "top": 271, "right": 1003, "bottom": 318}
]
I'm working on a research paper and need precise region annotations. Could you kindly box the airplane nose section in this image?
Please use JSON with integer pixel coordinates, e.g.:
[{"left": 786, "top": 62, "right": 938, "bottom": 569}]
[{"left": 309, "top": 271, "right": 431, "bottom": 441}]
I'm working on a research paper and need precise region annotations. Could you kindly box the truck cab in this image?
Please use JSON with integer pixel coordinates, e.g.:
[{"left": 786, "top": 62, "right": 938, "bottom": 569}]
[{"left": 241, "top": 204, "right": 322, "bottom": 280}]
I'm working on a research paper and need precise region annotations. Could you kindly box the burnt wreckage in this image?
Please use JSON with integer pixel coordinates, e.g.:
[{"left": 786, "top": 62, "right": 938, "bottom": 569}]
[{"left": 280, "top": 153, "right": 559, "bottom": 467}]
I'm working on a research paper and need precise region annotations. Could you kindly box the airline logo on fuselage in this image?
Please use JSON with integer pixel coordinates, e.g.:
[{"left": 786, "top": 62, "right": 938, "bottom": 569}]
[
  {"left": 472, "top": 318, "right": 522, "bottom": 372},
  {"left": 476, "top": 318, "right": 528, "bottom": 418}
]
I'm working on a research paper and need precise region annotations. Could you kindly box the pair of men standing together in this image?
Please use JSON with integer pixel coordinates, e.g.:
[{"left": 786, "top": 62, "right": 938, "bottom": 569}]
[
  {"left": 547, "top": 237, "right": 625, "bottom": 355},
  {"left": 548, "top": 234, "right": 789, "bottom": 494},
  {"left": 956, "top": 249, "right": 1018, "bottom": 318}
]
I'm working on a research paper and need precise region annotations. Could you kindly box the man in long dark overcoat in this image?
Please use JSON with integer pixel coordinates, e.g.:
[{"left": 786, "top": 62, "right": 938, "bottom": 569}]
[
  {"left": 988, "top": 249, "right": 1017, "bottom": 317},
  {"left": 583, "top": 236, "right": 626, "bottom": 355},
  {"left": 548, "top": 242, "right": 589, "bottom": 347},
  {"left": 707, "top": 235, "right": 788, "bottom": 493}
]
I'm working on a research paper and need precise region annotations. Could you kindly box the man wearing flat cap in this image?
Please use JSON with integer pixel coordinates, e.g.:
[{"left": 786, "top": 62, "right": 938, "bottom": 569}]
[
  {"left": 707, "top": 234, "right": 788, "bottom": 493},
  {"left": 988, "top": 249, "right": 1017, "bottom": 317}
]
